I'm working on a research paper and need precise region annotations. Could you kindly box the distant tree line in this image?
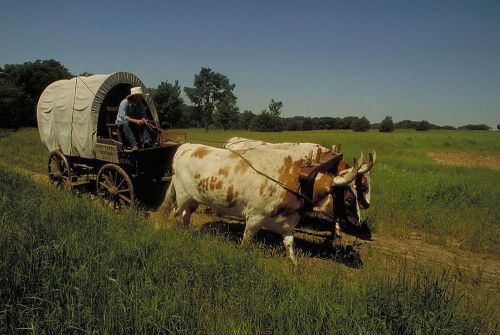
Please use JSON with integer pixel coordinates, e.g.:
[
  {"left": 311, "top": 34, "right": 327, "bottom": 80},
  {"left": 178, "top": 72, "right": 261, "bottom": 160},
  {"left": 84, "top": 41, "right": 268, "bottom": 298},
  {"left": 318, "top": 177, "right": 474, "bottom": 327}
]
[{"left": 0, "top": 59, "right": 495, "bottom": 132}]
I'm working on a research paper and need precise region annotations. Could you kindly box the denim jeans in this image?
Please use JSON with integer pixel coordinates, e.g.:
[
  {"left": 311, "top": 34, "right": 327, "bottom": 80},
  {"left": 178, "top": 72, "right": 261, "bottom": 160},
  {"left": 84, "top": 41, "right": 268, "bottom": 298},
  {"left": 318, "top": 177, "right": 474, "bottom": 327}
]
[{"left": 116, "top": 121, "right": 152, "bottom": 147}]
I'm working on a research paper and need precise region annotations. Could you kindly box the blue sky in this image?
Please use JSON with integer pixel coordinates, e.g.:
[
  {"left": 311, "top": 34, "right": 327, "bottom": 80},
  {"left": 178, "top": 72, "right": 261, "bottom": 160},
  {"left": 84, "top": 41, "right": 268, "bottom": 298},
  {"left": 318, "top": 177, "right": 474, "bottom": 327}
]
[{"left": 1, "top": 0, "right": 499, "bottom": 127}]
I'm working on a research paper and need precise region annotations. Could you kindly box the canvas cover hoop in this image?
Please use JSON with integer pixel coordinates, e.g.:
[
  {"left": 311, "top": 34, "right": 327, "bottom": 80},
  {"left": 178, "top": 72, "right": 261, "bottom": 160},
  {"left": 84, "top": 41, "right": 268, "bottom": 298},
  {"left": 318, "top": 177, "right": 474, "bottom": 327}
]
[{"left": 37, "top": 72, "right": 158, "bottom": 159}]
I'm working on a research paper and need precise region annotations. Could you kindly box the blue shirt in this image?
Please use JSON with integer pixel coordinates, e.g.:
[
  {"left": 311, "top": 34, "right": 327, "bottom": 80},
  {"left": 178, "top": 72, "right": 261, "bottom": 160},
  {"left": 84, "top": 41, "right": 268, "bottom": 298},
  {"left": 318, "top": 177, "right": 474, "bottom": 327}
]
[{"left": 115, "top": 98, "right": 147, "bottom": 124}]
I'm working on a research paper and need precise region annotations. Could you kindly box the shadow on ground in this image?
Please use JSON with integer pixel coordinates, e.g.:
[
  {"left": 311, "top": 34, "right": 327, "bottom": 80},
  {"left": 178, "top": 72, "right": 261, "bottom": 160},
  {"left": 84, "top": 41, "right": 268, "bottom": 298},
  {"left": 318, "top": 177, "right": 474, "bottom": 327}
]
[{"left": 200, "top": 218, "right": 364, "bottom": 269}]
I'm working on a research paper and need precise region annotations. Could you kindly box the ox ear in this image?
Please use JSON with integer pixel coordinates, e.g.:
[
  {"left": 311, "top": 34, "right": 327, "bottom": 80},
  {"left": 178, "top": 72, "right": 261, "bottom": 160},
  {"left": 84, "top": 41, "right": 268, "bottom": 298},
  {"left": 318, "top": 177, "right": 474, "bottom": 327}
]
[{"left": 358, "top": 150, "right": 376, "bottom": 174}]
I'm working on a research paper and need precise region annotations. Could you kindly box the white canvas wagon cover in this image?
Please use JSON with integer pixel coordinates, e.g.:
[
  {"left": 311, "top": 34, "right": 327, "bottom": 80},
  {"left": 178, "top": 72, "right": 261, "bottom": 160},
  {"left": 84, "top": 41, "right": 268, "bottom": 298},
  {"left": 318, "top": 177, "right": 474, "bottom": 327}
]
[{"left": 37, "top": 72, "right": 158, "bottom": 159}]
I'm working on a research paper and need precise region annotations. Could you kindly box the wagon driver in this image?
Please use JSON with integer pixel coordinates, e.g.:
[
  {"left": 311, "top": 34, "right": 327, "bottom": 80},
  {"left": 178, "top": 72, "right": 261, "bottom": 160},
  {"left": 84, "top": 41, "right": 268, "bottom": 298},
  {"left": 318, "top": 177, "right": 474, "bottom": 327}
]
[{"left": 115, "top": 87, "right": 154, "bottom": 151}]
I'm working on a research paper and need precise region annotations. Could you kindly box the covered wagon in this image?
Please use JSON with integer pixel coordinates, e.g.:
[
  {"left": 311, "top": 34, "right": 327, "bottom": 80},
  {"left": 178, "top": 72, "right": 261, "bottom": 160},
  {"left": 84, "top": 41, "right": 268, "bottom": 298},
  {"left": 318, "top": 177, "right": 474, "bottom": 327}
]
[{"left": 37, "top": 72, "right": 185, "bottom": 209}]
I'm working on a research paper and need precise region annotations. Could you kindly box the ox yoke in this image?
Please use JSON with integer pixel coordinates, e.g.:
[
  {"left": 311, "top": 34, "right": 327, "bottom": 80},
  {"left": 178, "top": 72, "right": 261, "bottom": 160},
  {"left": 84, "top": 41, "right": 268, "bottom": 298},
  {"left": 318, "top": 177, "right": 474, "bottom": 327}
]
[{"left": 298, "top": 150, "right": 344, "bottom": 212}]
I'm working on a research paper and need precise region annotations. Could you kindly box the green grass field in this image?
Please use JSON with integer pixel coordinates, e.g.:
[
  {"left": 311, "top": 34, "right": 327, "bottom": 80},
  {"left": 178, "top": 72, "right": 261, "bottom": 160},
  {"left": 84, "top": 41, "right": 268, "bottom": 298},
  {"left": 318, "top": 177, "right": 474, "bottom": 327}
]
[
  {"left": 0, "top": 128, "right": 499, "bottom": 333},
  {"left": 182, "top": 128, "right": 500, "bottom": 254},
  {"left": 2, "top": 128, "right": 497, "bottom": 254}
]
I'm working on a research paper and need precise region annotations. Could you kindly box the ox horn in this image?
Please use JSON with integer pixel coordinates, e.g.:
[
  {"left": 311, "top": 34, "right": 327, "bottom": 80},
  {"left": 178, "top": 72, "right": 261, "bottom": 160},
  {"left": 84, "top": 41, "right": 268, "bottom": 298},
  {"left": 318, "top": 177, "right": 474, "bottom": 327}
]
[
  {"left": 358, "top": 150, "right": 376, "bottom": 174},
  {"left": 333, "top": 151, "right": 363, "bottom": 186}
]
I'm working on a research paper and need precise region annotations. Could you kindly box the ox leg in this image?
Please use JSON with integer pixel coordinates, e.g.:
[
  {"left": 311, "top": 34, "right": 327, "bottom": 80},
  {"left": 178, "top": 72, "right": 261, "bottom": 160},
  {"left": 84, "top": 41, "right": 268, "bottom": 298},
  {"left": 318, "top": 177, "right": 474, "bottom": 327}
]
[
  {"left": 283, "top": 232, "right": 297, "bottom": 267},
  {"left": 176, "top": 199, "right": 199, "bottom": 227},
  {"left": 241, "top": 216, "right": 263, "bottom": 248},
  {"left": 282, "top": 214, "right": 300, "bottom": 266},
  {"left": 335, "top": 220, "right": 342, "bottom": 240}
]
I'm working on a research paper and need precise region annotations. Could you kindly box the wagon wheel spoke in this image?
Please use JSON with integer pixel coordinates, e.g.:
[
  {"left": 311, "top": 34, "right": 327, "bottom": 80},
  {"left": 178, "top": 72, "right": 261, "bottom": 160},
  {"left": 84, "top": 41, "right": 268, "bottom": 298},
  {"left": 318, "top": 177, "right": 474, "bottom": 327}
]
[
  {"left": 102, "top": 175, "right": 113, "bottom": 187},
  {"left": 118, "top": 188, "right": 130, "bottom": 194},
  {"left": 98, "top": 181, "right": 110, "bottom": 190},
  {"left": 119, "top": 194, "right": 132, "bottom": 203},
  {"left": 117, "top": 177, "right": 126, "bottom": 189},
  {"left": 60, "top": 162, "right": 66, "bottom": 173},
  {"left": 115, "top": 175, "right": 124, "bottom": 189},
  {"left": 107, "top": 171, "right": 114, "bottom": 185}
]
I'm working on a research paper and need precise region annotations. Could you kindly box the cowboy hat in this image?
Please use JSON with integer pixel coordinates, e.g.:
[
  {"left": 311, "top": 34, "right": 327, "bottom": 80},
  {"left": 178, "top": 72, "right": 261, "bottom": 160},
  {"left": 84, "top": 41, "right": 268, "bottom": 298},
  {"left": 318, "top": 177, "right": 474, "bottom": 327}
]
[{"left": 126, "top": 86, "right": 149, "bottom": 99}]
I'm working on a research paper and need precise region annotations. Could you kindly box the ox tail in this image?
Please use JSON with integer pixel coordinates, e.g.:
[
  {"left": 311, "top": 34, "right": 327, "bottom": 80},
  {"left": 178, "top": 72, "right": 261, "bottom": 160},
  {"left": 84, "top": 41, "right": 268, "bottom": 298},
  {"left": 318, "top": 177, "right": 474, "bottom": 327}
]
[{"left": 151, "top": 182, "right": 176, "bottom": 224}]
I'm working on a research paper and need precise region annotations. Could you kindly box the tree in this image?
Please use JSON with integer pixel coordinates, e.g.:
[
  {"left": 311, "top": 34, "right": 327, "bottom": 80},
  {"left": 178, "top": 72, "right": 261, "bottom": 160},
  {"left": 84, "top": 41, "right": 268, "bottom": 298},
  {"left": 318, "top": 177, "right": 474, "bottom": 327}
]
[
  {"left": 283, "top": 117, "right": 302, "bottom": 131},
  {"left": 78, "top": 71, "right": 94, "bottom": 77},
  {"left": 336, "top": 117, "right": 354, "bottom": 129},
  {"left": 458, "top": 124, "right": 491, "bottom": 130},
  {"left": 379, "top": 116, "right": 395, "bottom": 132},
  {"left": 352, "top": 116, "right": 371, "bottom": 132},
  {"left": 0, "top": 79, "right": 26, "bottom": 128},
  {"left": 268, "top": 98, "right": 283, "bottom": 118},
  {"left": 0, "top": 59, "right": 72, "bottom": 128},
  {"left": 415, "top": 120, "right": 431, "bottom": 131},
  {"left": 152, "top": 80, "right": 184, "bottom": 128},
  {"left": 176, "top": 105, "right": 197, "bottom": 128},
  {"left": 239, "top": 110, "right": 255, "bottom": 130},
  {"left": 213, "top": 94, "right": 239, "bottom": 130},
  {"left": 184, "top": 67, "right": 236, "bottom": 131},
  {"left": 301, "top": 117, "right": 313, "bottom": 130},
  {"left": 497, "top": 124, "right": 500, "bottom": 131},
  {"left": 250, "top": 99, "right": 283, "bottom": 132},
  {"left": 395, "top": 119, "right": 418, "bottom": 129}
]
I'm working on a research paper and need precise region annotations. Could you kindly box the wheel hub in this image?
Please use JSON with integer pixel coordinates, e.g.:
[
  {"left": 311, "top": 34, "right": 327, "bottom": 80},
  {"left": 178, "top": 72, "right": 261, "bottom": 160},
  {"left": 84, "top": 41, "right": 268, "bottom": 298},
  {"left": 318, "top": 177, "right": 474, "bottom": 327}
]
[{"left": 109, "top": 186, "right": 119, "bottom": 195}]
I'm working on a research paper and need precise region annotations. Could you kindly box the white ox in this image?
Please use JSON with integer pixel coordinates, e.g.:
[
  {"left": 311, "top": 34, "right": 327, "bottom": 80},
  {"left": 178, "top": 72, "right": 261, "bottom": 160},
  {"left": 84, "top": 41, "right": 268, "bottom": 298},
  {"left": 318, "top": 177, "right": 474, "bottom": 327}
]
[
  {"left": 224, "top": 137, "right": 376, "bottom": 225},
  {"left": 155, "top": 143, "right": 360, "bottom": 265},
  {"left": 223, "top": 137, "right": 333, "bottom": 161}
]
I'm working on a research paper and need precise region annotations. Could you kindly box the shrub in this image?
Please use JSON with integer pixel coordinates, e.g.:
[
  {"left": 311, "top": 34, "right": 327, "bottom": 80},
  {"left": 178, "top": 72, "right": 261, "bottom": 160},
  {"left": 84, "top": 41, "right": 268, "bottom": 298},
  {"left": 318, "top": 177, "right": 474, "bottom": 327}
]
[
  {"left": 415, "top": 120, "right": 431, "bottom": 131},
  {"left": 352, "top": 116, "right": 371, "bottom": 132},
  {"left": 440, "top": 125, "right": 456, "bottom": 130},
  {"left": 458, "top": 124, "right": 491, "bottom": 130},
  {"left": 379, "top": 116, "right": 394, "bottom": 132}
]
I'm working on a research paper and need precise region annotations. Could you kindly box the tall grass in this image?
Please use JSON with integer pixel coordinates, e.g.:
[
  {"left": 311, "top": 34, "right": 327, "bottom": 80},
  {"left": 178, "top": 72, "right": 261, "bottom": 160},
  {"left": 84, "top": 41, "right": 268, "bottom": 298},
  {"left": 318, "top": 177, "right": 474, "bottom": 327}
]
[
  {"left": 1, "top": 128, "right": 499, "bottom": 255},
  {"left": 0, "top": 166, "right": 492, "bottom": 334}
]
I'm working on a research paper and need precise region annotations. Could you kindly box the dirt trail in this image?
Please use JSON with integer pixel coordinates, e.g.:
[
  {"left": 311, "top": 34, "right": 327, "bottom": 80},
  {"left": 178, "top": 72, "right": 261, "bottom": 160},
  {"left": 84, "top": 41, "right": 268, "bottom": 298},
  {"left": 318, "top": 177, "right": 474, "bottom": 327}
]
[
  {"left": 3, "top": 162, "right": 499, "bottom": 291},
  {"left": 354, "top": 233, "right": 499, "bottom": 289},
  {"left": 428, "top": 151, "right": 500, "bottom": 170}
]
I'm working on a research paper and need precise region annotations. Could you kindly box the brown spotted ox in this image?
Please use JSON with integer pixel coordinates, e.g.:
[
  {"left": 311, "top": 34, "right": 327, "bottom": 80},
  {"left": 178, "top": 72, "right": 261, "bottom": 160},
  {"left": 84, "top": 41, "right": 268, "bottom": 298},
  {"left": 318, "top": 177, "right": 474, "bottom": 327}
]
[
  {"left": 224, "top": 137, "right": 376, "bottom": 227},
  {"left": 155, "top": 143, "right": 360, "bottom": 265}
]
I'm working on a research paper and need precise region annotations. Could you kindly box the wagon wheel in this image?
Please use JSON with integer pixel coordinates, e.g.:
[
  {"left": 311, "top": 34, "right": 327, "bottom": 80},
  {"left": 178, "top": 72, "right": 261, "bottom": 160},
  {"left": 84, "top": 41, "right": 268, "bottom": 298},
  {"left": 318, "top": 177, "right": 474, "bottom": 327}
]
[
  {"left": 97, "top": 164, "right": 135, "bottom": 211},
  {"left": 48, "top": 150, "right": 72, "bottom": 190}
]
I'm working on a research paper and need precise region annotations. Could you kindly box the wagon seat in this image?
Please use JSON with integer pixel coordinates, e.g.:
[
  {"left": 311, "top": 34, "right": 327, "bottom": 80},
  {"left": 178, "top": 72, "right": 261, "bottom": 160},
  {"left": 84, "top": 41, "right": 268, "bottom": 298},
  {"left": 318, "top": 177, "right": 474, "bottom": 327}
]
[{"left": 97, "top": 83, "right": 155, "bottom": 146}]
